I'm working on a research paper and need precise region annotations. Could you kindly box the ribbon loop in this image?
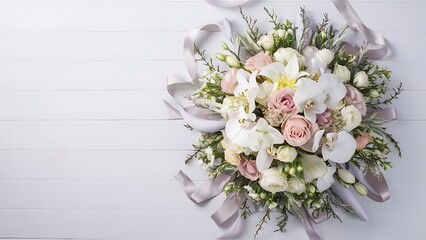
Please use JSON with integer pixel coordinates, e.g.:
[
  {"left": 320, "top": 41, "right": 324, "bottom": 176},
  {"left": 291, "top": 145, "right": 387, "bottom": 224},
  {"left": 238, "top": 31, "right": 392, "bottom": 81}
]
[
  {"left": 300, "top": 207, "right": 322, "bottom": 240},
  {"left": 350, "top": 166, "right": 391, "bottom": 203},
  {"left": 332, "top": 0, "right": 388, "bottom": 60}
]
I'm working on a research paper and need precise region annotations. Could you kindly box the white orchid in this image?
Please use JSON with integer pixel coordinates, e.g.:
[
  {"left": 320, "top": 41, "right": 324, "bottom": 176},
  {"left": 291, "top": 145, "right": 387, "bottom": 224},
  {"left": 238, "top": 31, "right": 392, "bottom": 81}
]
[
  {"left": 293, "top": 78, "right": 327, "bottom": 122},
  {"left": 313, "top": 130, "right": 357, "bottom": 163},
  {"left": 248, "top": 118, "right": 284, "bottom": 172},
  {"left": 317, "top": 73, "right": 347, "bottom": 109},
  {"left": 234, "top": 69, "right": 259, "bottom": 113},
  {"left": 260, "top": 56, "right": 308, "bottom": 91},
  {"left": 294, "top": 73, "right": 347, "bottom": 122}
]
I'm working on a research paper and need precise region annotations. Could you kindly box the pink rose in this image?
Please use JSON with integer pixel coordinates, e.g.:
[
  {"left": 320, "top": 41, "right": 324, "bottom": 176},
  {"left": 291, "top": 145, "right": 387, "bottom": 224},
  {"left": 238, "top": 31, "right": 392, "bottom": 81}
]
[
  {"left": 238, "top": 157, "right": 260, "bottom": 181},
  {"left": 345, "top": 85, "right": 367, "bottom": 116},
  {"left": 356, "top": 133, "right": 371, "bottom": 150},
  {"left": 221, "top": 68, "right": 239, "bottom": 94},
  {"left": 281, "top": 115, "right": 315, "bottom": 146},
  {"left": 268, "top": 88, "right": 297, "bottom": 115},
  {"left": 244, "top": 52, "right": 273, "bottom": 72},
  {"left": 316, "top": 109, "right": 332, "bottom": 127}
]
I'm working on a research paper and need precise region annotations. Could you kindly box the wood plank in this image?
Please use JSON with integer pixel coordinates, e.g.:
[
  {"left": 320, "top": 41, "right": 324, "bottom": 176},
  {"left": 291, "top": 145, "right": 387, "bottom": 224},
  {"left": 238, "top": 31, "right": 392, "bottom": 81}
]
[
  {"left": 0, "top": 208, "right": 422, "bottom": 240},
  {"left": 0, "top": 2, "right": 422, "bottom": 32},
  {"left": 0, "top": 31, "right": 423, "bottom": 61},
  {"left": 0, "top": 89, "right": 419, "bottom": 120}
]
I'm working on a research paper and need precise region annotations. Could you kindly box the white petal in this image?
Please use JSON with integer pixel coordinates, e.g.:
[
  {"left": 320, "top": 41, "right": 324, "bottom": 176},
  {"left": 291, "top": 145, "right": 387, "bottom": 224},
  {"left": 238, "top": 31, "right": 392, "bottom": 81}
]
[
  {"left": 318, "top": 73, "right": 347, "bottom": 108},
  {"left": 225, "top": 119, "right": 251, "bottom": 148},
  {"left": 256, "top": 145, "right": 273, "bottom": 172},
  {"left": 284, "top": 55, "right": 300, "bottom": 80},
  {"left": 317, "top": 164, "right": 336, "bottom": 192},
  {"left": 300, "top": 153, "right": 328, "bottom": 183},
  {"left": 259, "top": 62, "right": 285, "bottom": 81},
  {"left": 267, "top": 125, "right": 285, "bottom": 145},
  {"left": 322, "top": 131, "right": 357, "bottom": 163},
  {"left": 313, "top": 130, "right": 325, "bottom": 152},
  {"left": 294, "top": 78, "right": 324, "bottom": 110}
]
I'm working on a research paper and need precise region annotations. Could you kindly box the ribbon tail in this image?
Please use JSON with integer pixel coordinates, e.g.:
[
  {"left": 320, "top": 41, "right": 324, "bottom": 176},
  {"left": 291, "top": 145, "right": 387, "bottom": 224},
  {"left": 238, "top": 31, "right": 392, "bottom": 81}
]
[
  {"left": 300, "top": 207, "right": 322, "bottom": 240},
  {"left": 175, "top": 170, "right": 234, "bottom": 203},
  {"left": 350, "top": 164, "right": 391, "bottom": 203},
  {"left": 331, "top": 181, "right": 369, "bottom": 222},
  {"left": 211, "top": 193, "right": 242, "bottom": 239}
]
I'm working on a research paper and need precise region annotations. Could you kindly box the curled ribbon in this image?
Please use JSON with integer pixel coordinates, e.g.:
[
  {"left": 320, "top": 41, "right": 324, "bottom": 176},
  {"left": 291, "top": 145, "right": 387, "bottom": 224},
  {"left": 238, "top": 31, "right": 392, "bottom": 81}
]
[
  {"left": 165, "top": 19, "right": 233, "bottom": 133},
  {"left": 332, "top": 0, "right": 388, "bottom": 60}
]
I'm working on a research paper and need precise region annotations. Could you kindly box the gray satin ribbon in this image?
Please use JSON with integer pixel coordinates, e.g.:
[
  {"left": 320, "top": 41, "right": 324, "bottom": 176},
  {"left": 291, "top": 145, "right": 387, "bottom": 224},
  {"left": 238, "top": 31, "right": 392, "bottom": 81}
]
[
  {"left": 332, "top": 0, "right": 388, "bottom": 60},
  {"left": 367, "top": 108, "right": 398, "bottom": 121},
  {"left": 350, "top": 165, "right": 391, "bottom": 203},
  {"left": 175, "top": 170, "right": 234, "bottom": 203},
  {"left": 205, "top": 0, "right": 253, "bottom": 8},
  {"left": 331, "top": 179, "right": 369, "bottom": 222},
  {"left": 211, "top": 193, "right": 243, "bottom": 239},
  {"left": 300, "top": 207, "right": 322, "bottom": 240},
  {"left": 165, "top": 19, "right": 232, "bottom": 132}
]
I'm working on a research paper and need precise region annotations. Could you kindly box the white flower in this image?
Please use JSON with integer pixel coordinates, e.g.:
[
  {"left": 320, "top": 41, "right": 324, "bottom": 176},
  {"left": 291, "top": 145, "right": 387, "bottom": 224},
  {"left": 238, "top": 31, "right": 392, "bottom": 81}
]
[
  {"left": 276, "top": 146, "right": 298, "bottom": 162},
  {"left": 226, "top": 55, "right": 240, "bottom": 68},
  {"left": 273, "top": 47, "right": 305, "bottom": 68},
  {"left": 353, "top": 71, "right": 369, "bottom": 88},
  {"left": 337, "top": 168, "right": 356, "bottom": 184},
  {"left": 293, "top": 78, "right": 327, "bottom": 122},
  {"left": 257, "top": 35, "right": 275, "bottom": 51},
  {"left": 259, "top": 167, "right": 288, "bottom": 193},
  {"left": 315, "top": 48, "right": 334, "bottom": 66},
  {"left": 234, "top": 69, "right": 259, "bottom": 113},
  {"left": 300, "top": 153, "right": 327, "bottom": 183},
  {"left": 255, "top": 80, "right": 274, "bottom": 106},
  {"left": 244, "top": 185, "right": 261, "bottom": 201},
  {"left": 316, "top": 164, "right": 336, "bottom": 192},
  {"left": 334, "top": 64, "right": 351, "bottom": 82},
  {"left": 268, "top": 202, "right": 278, "bottom": 209},
  {"left": 260, "top": 56, "right": 307, "bottom": 91},
  {"left": 313, "top": 130, "right": 357, "bottom": 164},
  {"left": 341, "top": 105, "right": 362, "bottom": 131},
  {"left": 288, "top": 177, "right": 306, "bottom": 195},
  {"left": 220, "top": 96, "right": 247, "bottom": 119},
  {"left": 248, "top": 118, "right": 284, "bottom": 172},
  {"left": 205, "top": 147, "right": 221, "bottom": 167},
  {"left": 317, "top": 73, "right": 347, "bottom": 109}
]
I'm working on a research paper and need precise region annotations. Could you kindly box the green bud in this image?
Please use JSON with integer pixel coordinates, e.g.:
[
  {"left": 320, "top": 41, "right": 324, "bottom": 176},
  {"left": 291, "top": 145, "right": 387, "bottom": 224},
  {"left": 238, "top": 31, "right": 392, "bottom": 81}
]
[
  {"left": 308, "top": 184, "right": 316, "bottom": 193},
  {"left": 297, "top": 166, "right": 303, "bottom": 172},
  {"left": 353, "top": 182, "right": 368, "bottom": 196},
  {"left": 284, "top": 165, "right": 291, "bottom": 173},
  {"left": 225, "top": 55, "right": 241, "bottom": 68},
  {"left": 215, "top": 53, "right": 226, "bottom": 62},
  {"left": 337, "top": 168, "right": 356, "bottom": 184},
  {"left": 221, "top": 41, "right": 229, "bottom": 51},
  {"left": 260, "top": 192, "right": 267, "bottom": 199},
  {"left": 320, "top": 31, "right": 327, "bottom": 43},
  {"left": 369, "top": 89, "right": 380, "bottom": 98},
  {"left": 289, "top": 167, "right": 296, "bottom": 176}
]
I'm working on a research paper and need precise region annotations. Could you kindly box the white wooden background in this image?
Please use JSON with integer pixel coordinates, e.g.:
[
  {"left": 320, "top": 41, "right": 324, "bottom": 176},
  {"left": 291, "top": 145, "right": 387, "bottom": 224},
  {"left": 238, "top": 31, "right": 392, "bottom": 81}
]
[{"left": 0, "top": 0, "right": 424, "bottom": 239}]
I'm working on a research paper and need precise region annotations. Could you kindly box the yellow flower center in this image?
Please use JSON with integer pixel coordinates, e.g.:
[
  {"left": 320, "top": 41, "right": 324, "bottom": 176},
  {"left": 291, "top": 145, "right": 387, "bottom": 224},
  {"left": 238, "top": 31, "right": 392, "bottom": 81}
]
[{"left": 276, "top": 74, "right": 297, "bottom": 90}]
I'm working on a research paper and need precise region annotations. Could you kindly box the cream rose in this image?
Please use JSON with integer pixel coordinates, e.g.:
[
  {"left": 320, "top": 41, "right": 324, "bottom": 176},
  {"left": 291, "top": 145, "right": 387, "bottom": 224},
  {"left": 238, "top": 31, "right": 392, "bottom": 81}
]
[
  {"left": 353, "top": 71, "right": 369, "bottom": 88},
  {"left": 334, "top": 64, "right": 351, "bottom": 82},
  {"left": 244, "top": 52, "right": 273, "bottom": 72},
  {"left": 221, "top": 68, "right": 239, "bottom": 94},
  {"left": 341, "top": 105, "right": 362, "bottom": 131},
  {"left": 281, "top": 115, "right": 315, "bottom": 147},
  {"left": 224, "top": 148, "right": 241, "bottom": 166},
  {"left": 315, "top": 48, "right": 334, "bottom": 66},
  {"left": 257, "top": 35, "right": 275, "bottom": 51},
  {"left": 276, "top": 146, "right": 297, "bottom": 162},
  {"left": 259, "top": 167, "right": 288, "bottom": 193},
  {"left": 273, "top": 47, "right": 304, "bottom": 68}
]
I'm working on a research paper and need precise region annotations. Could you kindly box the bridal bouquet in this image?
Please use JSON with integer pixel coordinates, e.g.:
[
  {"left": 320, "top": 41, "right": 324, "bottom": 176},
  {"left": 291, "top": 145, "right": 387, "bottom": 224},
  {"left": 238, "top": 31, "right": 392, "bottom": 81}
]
[{"left": 176, "top": 5, "right": 401, "bottom": 239}]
